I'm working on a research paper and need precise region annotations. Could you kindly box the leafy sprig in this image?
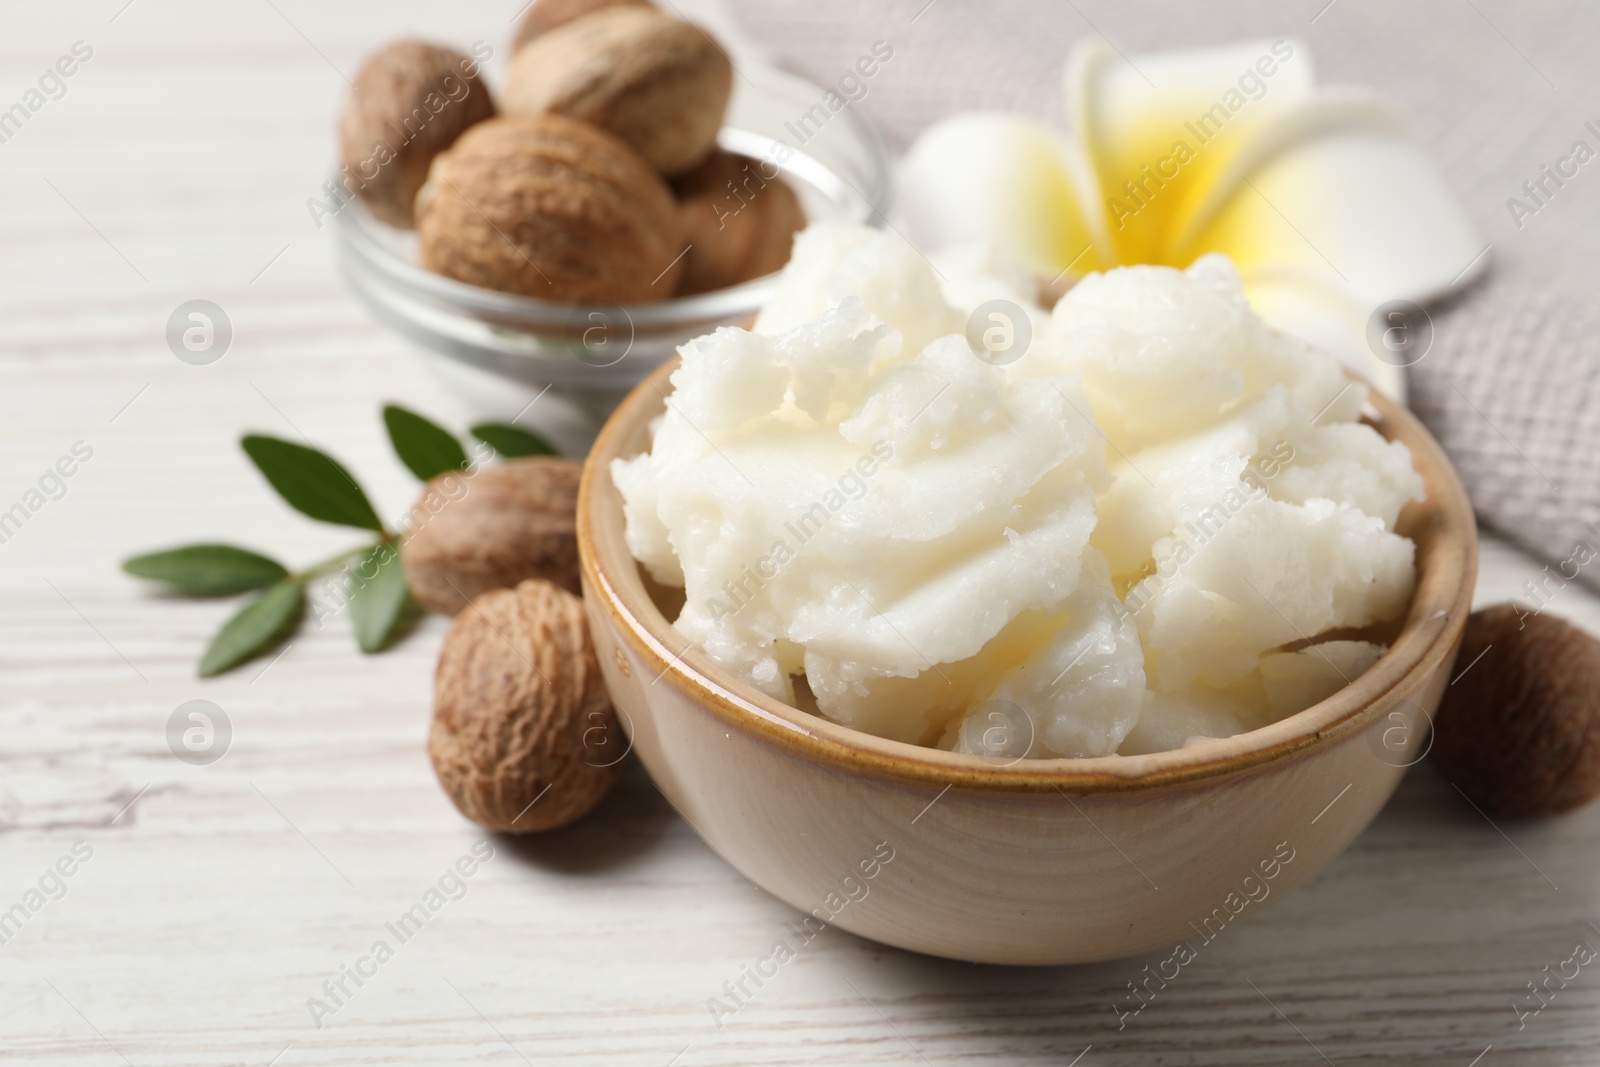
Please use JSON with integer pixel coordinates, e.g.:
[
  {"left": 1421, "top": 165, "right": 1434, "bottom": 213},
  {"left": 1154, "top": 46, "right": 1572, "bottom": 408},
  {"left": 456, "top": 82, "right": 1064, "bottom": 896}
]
[{"left": 123, "top": 406, "right": 558, "bottom": 677}]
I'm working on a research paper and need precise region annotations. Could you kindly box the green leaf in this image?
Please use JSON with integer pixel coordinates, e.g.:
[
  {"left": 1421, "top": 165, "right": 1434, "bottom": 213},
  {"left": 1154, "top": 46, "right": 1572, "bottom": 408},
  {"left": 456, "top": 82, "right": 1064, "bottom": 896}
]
[
  {"left": 124, "top": 544, "right": 288, "bottom": 597},
  {"left": 470, "top": 422, "right": 558, "bottom": 458},
  {"left": 348, "top": 543, "right": 411, "bottom": 653},
  {"left": 198, "top": 579, "right": 304, "bottom": 677},
  {"left": 383, "top": 404, "right": 469, "bottom": 481},
  {"left": 241, "top": 434, "right": 384, "bottom": 531}
]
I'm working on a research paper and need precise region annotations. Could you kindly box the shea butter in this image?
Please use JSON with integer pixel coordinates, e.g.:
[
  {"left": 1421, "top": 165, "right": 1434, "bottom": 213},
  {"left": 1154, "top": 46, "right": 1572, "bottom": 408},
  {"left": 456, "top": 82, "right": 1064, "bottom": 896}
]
[{"left": 614, "top": 223, "right": 1422, "bottom": 757}]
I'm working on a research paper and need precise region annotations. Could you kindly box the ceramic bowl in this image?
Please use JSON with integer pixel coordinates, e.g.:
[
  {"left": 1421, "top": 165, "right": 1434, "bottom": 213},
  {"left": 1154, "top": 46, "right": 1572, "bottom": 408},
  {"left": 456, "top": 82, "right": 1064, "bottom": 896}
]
[{"left": 577, "top": 360, "right": 1477, "bottom": 965}]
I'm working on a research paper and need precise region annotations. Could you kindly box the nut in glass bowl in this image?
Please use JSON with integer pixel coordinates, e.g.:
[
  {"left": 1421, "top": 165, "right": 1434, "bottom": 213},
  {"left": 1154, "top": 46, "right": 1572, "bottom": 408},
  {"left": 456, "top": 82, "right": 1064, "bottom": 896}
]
[{"left": 335, "top": 60, "right": 890, "bottom": 452}]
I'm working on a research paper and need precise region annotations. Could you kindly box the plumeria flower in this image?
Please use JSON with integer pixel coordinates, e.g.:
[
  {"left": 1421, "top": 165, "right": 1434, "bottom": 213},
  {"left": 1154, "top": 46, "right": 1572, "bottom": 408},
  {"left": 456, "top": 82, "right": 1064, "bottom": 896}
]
[{"left": 898, "top": 38, "right": 1488, "bottom": 400}]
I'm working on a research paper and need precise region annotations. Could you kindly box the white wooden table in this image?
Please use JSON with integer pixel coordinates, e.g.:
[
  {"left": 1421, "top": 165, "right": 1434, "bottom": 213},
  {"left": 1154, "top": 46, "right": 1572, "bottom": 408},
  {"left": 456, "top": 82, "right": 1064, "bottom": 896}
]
[{"left": 2, "top": 2, "right": 1597, "bottom": 1064}]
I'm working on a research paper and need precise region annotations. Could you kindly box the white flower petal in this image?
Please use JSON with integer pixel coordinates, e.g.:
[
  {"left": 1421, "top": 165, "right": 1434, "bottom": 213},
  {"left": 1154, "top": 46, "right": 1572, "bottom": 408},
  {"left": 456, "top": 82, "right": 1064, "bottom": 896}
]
[
  {"left": 898, "top": 112, "right": 1105, "bottom": 278},
  {"left": 1065, "top": 37, "right": 1315, "bottom": 262},
  {"left": 1184, "top": 91, "right": 1488, "bottom": 308}
]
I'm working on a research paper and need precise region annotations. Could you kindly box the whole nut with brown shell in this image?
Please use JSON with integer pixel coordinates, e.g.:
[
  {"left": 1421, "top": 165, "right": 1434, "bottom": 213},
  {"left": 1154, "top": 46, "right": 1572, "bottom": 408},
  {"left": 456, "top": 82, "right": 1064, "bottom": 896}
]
[
  {"left": 339, "top": 40, "right": 496, "bottom": 228},
  {"left": 511, "top": 0, "right": 652, "bottom": 52},
  {"left": 401, "top": 456, "right": 583, "bottom": 615},
  {"left": 503, "top": 6, "right": 732, "bottom": 177},
  {"left": 415, "top": 114, "right": 686, "bottom": 301},
  {"left": 673, "top": 150, "right": 806, "bottom": 295},
  {"left": 1430, "top": 604, "right": 1600, "bottom": 817},
  {"left": 430, "top": 580, "right": 622, "bottom": 832}
]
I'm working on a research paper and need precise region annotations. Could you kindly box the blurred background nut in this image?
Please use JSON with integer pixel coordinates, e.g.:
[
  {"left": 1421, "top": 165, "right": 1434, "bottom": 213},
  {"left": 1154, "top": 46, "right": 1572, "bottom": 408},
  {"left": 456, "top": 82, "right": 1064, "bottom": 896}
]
[
  {"left": 504, "top": 7, "right": 733, "bottom": 177},
  {"left": 673, "top": 150, "right": 806, "bottom": 295},
  {"left": 402, "top": 456, "right": 582, "bottom": 615},
  {"left": 430, "top": 580, "right": 621, "bottom": 832},
  {"left": 511, "top": 0, "right": 652, "bottom": 52},
  {"left": 339, "top": 40, "right": 495, "bottom": 228},
  {"left": 416, "top": 114, "right": 686, "bottom": 301},
  {"left": 1431, "top": 604, "right": 1600, "bottom": 817}
]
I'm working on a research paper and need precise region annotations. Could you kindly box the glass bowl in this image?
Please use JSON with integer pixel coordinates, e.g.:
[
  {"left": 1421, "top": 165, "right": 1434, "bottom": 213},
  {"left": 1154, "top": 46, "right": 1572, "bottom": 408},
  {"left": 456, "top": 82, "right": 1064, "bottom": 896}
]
[{"left": 335, "top": 60, "right": 892, "bottom": 449}]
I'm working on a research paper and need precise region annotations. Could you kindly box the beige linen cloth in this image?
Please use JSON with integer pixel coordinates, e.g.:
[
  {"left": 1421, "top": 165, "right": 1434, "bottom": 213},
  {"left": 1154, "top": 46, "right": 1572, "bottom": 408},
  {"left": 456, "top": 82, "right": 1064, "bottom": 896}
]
[{"left": 728, "top": 0, "right": 1600, "bottom": 592}]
